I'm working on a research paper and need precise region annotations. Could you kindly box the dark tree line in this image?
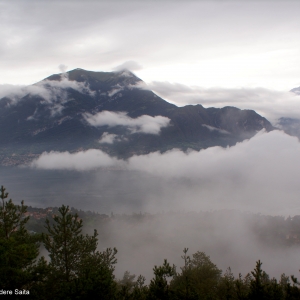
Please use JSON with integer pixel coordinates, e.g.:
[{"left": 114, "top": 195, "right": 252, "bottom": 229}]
[{"left": 1, "top": 185, "right": 300, "bottom": 299}]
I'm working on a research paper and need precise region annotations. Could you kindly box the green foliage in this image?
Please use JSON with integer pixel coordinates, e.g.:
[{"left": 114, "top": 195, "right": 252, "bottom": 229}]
[
  {"left": 248, "top": 260, "right": 268, "bottom": 300},
  {"left": 233, "top": 273, "right": 251, "bottom": 300},
  {"left": 217, "top": 267, "right": 236, "bottom": 300},
  {"left": 0, "top": 185, "right": 42, "bottom": 290},
  {"left": 43, "top": 205, "right": 97, "bottom": 282},
  {"left": 148, "top": 259, "right": 176, "bottom": 300},
  {"left": 42, "top": 204, "right": 117, "bottom": 299},
  {"left": 171, "top": 249, "right": 222, "bottom": 299},
  {"left": 282, "top": 273, "right": 300, "bottom": 300}
]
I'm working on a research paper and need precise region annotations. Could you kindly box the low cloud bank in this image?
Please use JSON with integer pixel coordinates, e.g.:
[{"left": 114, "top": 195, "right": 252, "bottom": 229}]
[
  {"left": 22, "top": 130, "right": 300, "bottom": 280},
  {"left": 84, "top": 111, "right": 170, "bottom": 134},
  {"left": 140, "top": 81, "right": 300, "bottom": 123},
  {"left": 127, "top": 130, "right": 298, "bottom": 179},
  {"left": 31, "top": 149, "right": 122, "bottom": 171},
  {"left": 30, "top": 130, "right": 300, "bottom": 216}
]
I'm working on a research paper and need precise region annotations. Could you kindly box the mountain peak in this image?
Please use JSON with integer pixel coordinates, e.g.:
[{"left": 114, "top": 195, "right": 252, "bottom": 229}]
[
  {"left": 0, "top": 68, "right": 275, "bottom": 165},
  {"left": 43, "top": 68, "right": 141, "bottom": 90}
]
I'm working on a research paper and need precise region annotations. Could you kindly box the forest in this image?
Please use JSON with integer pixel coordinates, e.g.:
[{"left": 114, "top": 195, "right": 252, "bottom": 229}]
[{"left": 1, "top": 185, "right": 300, "bottom": 300}]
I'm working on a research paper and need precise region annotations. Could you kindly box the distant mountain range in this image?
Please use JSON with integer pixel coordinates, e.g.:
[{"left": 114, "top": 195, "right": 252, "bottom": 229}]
[{"left": 0, "top": 68, "right": 276, "bottom": 165}]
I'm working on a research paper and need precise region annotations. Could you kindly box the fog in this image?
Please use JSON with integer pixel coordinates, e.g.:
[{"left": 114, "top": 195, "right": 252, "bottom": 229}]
[
  {"left": 1, "top": 0, "right": 300, "bottom": 284},
  {"left": 100, "top": 211, "right": 300, "bottom": 282},
  {"left": 1, "top": 129, "right": 299, "bottom": 280},
  {"left": 29, "top": 130, "right": 300, "bottom": 216}
]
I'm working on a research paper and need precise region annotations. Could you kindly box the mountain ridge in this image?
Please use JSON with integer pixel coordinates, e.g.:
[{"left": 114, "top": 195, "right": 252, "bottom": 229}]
[{"left": 0, "top": 68, "right": 274, "bottom": 166}]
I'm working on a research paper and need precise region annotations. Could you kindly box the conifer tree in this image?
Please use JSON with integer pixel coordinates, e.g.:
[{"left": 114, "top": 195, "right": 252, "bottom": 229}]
[
  {"left": 248, "top": 260, "right": 268, "bottom": 300},
  {"left": 148, "top": 259, "right": 175, "bottom": 300},
  {"left": 43, "top": 204, "right": 117, "bottom": 299},
  {"left": 0, "top": 185, "right": 41, "bottom": 290}
]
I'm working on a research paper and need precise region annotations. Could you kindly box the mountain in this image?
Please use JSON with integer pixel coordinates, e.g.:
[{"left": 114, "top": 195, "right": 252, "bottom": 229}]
[
  {"left": 277, "top": 117, "right": 300, "bottom": 139},
  {"left": 0, "top": 68, "right": 274, "bottom": 165},
  {"left": 276, "top": 87, "right": 300, "bottom": 139},
  {"left": 290, "top": 86, "right": 300, "bottom": 95}
]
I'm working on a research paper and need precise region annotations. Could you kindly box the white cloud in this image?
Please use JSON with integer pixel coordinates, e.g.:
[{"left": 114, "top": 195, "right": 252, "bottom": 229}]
[
  {"left": 125, "top": 130, "right": 300, "bottom": 215},
  {"left": 0, "top": 72, "right": 96, "bottom": 116},
  {"left": 31, "top": 149, "right": 122, "bottom": 171},
  {"left": 107, "top": 84, "right": 123, "bottom": 97},
  {"left": 35, "top": 75, "right": 96, "bottom": 103},
  {"left": 84, "top": 111, "right": 171, "bottom": 134},
  {"left": 202, "top": 124, "right": 230, "bottom": 135},
  {"left": 99, "top": 132, "right": 119, "bottom": 144}
]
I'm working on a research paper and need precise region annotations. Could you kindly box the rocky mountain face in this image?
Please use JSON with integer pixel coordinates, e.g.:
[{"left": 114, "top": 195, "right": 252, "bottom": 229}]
[{"left": 0, "top": 68, "right": 274, "bottom": 165}]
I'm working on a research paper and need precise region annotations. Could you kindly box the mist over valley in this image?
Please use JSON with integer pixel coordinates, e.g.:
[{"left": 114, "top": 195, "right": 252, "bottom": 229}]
[{"left": 1, "top": 67, "right": 300, "bottom": 286}]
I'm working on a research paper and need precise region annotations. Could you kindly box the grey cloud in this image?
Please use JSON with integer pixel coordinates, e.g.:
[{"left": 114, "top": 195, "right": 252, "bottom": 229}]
[
  {"left": 84, "top": 111, "right": 171, "bottom": 134},
  {"left": 59, "top": 64, "right": 68, "bottom": 74},
  {"left": 105, "top": 210, "right": 300, "bottom": 282},
  {"left": 113, "top": 61, "right": 143, "bottom": 72},
  {"left": 1, "top": 1, "right": 300, "bottom": 89},
  {"left": 142, "top": 81, "right": 300, "bottom": 123}
]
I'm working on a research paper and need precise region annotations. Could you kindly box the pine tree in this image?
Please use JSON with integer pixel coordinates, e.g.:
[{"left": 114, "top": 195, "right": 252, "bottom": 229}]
[
  {"left": 0, "top": 185, "right": 42, "bottom": 290},
  {"left": 248, "top": 260, "right": 268, "bottom": 300},
  {"left": 43, "top": 204, "right": 117, "bottom": 299},
  {"left": 148, "top": 259, "right": 176, "bottom": 300}
]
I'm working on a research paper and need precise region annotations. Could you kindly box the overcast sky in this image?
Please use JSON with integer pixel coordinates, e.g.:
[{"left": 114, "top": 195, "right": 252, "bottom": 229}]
[{"left": 1, "top": 0, "right": 300, "bottom": 91}]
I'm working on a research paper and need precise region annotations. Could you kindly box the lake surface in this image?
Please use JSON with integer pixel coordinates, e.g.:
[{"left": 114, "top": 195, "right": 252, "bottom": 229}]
[{"left": 0, "top": 166, "right": 165, "bottom": 214}]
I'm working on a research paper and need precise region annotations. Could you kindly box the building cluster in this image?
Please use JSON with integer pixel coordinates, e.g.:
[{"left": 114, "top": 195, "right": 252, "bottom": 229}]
[
  {"left": 0, "top": 153, "right": 39, "bottom": 166},
  {"left": 24, "top": 208, "right": 54, "bottom": 220}
]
